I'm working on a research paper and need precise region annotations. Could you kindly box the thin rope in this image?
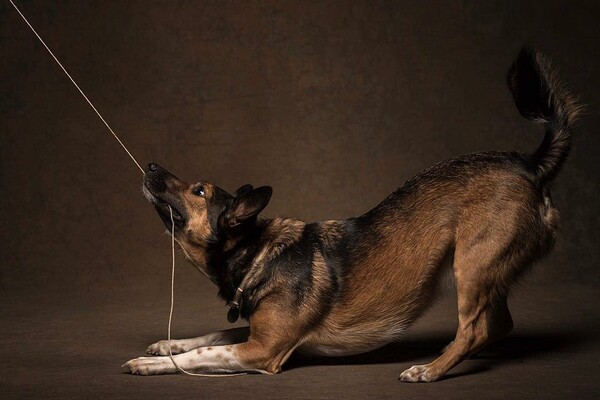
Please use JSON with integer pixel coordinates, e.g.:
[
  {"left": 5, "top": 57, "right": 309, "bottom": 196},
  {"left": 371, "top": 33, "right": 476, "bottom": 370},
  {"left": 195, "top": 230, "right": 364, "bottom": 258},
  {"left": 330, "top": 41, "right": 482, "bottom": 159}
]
[
  {"left": 167, "top": 206, "right": 246, "bottom": 377},
  {"left": 9, "top": 0, "right": 144, "bottom": 174}
]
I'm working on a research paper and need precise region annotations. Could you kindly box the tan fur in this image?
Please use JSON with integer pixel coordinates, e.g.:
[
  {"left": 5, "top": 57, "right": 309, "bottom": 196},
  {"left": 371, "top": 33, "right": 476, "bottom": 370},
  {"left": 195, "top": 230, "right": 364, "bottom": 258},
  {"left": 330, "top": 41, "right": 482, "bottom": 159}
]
[
  {"left": 182, "top": 183, "right": 215, "bottom": 245},
  {"left": 237, "top": 296, "right": 306, "bottom": 374}
]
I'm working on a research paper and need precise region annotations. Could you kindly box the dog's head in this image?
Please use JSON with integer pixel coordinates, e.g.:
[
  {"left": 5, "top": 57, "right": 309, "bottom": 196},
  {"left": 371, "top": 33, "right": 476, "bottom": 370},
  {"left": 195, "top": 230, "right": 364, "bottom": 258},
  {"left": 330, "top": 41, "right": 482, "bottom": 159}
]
[{"left": 143, "top": 163, "right": 272, "bottom": 279}]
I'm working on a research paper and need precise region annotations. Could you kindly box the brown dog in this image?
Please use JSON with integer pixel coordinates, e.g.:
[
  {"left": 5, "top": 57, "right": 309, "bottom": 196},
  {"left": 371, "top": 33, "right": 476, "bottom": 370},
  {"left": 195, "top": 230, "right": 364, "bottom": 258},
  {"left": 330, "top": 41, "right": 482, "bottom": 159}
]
[{"left": 123, "top": 47, "right": 580, "bottom": 382}]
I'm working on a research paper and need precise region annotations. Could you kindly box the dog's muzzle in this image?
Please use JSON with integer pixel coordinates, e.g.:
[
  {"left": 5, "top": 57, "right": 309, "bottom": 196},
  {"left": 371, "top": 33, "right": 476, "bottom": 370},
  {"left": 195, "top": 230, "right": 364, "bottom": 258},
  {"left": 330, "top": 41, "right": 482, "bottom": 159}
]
[{"left": 143, "top": 162, "right": 187, "bottom": 229}]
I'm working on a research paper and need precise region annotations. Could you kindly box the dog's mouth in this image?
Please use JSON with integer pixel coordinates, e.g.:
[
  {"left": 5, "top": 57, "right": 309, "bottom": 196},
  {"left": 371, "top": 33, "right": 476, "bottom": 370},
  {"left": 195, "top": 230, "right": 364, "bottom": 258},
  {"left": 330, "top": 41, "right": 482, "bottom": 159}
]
[
  {"left": 155, "top": 197, "right": 185, "bottom": 225},
  {"left": 143, "top": 184, "right": 187, "bottom": 229}
]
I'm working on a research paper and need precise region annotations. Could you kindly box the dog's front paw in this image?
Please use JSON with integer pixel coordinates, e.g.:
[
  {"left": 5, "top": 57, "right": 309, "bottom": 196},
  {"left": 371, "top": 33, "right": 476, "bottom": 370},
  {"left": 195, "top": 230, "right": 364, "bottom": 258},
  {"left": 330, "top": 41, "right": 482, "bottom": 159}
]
[
  {"left": 398, "top": 364, "right": 440, "bottom": 383},
  {"left": 146, "top": 340, "right": 189, "bottom": 356},
  {"left": 122, "top": 356, "right": 175, "bottom": 375}
]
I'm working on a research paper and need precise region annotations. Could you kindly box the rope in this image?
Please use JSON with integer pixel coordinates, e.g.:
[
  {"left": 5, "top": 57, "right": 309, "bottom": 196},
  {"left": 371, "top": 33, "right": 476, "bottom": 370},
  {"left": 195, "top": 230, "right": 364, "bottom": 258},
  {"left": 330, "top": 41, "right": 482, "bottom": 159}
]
[{"left": 8, "top": 0, "right": 144, "bottom": 174}]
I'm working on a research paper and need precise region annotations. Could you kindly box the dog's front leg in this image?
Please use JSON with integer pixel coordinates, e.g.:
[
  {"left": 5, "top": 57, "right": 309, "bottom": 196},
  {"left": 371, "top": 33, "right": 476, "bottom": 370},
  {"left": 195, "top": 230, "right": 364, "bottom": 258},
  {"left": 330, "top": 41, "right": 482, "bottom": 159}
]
[
  {"left": 146, "top": 327, "right": 249, "bottom": 355},
  {"left": 123, "top": 342, "right": 265, "bottom": 375},
  {"left": 123, "top": 296, "right": 304, "bottom": 375}
]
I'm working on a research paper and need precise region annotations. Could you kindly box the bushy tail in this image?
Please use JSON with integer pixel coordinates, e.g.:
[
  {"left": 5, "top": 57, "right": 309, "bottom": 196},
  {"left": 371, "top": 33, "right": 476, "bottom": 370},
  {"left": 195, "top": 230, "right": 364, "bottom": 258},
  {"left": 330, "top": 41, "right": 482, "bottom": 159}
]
[{"left": 507, "top": 47, "right": 582, "bottom": 185}]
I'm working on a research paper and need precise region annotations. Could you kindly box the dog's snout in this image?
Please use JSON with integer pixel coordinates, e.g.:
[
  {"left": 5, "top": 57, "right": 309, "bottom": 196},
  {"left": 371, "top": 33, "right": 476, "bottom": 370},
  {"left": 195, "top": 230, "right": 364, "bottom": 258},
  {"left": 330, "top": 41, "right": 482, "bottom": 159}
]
[
  {"left": 144, "top": 163, "right": 184, "bottom": 194},
  {"left": 144, "top": 162, "right": 168, "bottom": 193}
]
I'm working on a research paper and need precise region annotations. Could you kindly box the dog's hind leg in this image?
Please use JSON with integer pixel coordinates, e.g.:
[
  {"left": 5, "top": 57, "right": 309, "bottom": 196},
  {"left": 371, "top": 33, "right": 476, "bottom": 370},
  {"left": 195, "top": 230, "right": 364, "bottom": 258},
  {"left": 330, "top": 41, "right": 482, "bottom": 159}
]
[
  {"left": 477, "top": 295, "right": 513, "bottom": 351},
  {"left": 440, "top": 296, "right": 513, "bottom": 355},
  {"left": 399, "top": 227, "right": 522, "bottom": 383},
  {"left": 146, "top": 327, "right": 249, "bottom": 356}
]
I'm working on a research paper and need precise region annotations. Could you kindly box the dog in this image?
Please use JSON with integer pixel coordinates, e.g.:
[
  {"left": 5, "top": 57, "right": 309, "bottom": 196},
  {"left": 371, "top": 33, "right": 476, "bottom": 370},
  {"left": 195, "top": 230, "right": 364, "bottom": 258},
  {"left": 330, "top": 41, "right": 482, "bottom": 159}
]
[{"left": 123, "top": 47, "right": 580, "bottom": 382}]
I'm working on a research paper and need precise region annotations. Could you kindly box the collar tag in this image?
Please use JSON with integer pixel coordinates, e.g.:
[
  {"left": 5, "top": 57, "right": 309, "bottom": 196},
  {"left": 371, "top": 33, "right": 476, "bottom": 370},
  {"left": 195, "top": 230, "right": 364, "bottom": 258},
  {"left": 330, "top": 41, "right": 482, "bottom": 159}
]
[
  {"left": 227, "top": 286, "right": 244, "bottom": 324},
  {"left": 227, "top": 305, "right": 240, "bottom": 323}
]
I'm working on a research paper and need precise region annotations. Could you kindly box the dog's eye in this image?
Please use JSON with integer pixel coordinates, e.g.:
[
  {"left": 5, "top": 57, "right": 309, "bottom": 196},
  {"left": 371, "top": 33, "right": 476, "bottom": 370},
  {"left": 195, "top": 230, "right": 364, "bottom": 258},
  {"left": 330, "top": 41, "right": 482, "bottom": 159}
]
[{"left": 192, "top": 186, "right": 205, "bottom": 197}]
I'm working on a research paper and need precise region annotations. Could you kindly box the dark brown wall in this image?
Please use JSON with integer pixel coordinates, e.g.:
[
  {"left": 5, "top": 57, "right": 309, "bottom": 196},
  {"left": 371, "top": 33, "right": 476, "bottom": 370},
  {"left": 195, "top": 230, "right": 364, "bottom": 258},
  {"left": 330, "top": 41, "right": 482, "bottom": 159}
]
[{"left": 1, "top": 0, "right": 599, "bottom": 297}]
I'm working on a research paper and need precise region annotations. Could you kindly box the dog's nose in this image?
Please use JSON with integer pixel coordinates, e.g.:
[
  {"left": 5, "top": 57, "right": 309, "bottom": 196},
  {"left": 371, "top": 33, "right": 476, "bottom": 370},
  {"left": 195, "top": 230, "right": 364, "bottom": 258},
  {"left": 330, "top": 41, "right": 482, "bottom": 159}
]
[{"left": 147, "top": 162, "right": 159, "bottom": 172}]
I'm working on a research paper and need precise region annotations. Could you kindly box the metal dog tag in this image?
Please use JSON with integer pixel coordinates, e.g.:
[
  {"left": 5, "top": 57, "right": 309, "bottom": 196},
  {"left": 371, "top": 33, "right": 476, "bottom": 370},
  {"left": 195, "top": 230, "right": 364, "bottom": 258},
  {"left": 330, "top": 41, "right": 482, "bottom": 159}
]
[{"left": 227, "top": 306, "right": 240, "bottom": 323}]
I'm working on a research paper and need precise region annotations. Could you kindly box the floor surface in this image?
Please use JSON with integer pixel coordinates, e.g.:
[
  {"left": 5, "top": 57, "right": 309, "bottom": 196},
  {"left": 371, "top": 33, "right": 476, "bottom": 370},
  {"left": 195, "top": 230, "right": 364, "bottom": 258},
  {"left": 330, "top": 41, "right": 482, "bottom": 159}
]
[{"left": 2, "top": 277, "right": 599, "bottom": 399}]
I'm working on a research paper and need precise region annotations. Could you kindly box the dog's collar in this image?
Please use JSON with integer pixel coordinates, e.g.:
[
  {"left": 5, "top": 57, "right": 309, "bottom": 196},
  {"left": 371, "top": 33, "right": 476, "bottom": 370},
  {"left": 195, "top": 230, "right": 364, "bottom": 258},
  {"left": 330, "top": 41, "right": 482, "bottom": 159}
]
[{"left": 226, "top": 247, "right": 268, "bottom": 323}]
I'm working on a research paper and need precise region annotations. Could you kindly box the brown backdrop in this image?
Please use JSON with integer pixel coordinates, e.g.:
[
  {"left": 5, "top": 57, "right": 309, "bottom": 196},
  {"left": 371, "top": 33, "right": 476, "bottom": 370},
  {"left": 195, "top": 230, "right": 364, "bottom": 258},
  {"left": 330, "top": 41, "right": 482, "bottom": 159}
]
[{"left": 1, "top": 1, "right": 599, "bottom": 399}]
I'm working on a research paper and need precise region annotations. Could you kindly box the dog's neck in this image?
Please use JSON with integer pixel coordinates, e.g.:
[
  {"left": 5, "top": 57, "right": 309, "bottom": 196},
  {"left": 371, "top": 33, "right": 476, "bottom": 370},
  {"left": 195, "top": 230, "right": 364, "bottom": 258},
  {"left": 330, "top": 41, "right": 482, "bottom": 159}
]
[
  {"left": 210, "top": 217, "right": 307, "bottom": 321},
  {"left": 211, "top": 218, "right": 270, "bottom": 302},
  {"left": 223, "top": 240, "right": 271, "bottom": 323}
]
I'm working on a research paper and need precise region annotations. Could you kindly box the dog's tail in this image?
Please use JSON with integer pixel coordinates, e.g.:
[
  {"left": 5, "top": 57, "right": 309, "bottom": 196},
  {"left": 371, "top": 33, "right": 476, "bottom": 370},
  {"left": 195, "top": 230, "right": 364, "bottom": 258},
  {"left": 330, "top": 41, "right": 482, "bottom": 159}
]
[{"left": 507, "top": 47, "right": 582, "bottom": 186}]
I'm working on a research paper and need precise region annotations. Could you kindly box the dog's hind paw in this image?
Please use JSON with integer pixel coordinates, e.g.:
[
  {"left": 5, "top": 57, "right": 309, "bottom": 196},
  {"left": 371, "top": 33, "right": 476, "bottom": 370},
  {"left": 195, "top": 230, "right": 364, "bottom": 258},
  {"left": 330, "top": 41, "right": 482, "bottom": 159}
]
[
  {"left": 146, "top": 340, "right": 189, "bottom": 356},
  {"left": 398, "top": 364, "right": 440, "bottom": 383}
]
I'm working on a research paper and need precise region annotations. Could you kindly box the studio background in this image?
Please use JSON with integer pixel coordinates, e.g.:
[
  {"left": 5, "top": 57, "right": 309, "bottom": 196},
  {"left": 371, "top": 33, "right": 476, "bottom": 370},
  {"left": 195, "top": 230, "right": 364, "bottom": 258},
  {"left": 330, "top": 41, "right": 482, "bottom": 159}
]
[{"left": 1, "top": 1, "right": 598, "bottom": 399}]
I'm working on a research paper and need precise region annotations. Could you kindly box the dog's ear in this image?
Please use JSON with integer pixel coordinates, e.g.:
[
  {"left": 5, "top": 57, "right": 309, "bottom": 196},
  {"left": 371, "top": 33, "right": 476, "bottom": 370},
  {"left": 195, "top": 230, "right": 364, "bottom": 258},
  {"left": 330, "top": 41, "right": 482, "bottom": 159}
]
[
  {"left": 220, "top": 186, "right": 272, "bottom": 231},
  {"left": 233, "top": 184, "right": 254, "bottom": 198}
]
